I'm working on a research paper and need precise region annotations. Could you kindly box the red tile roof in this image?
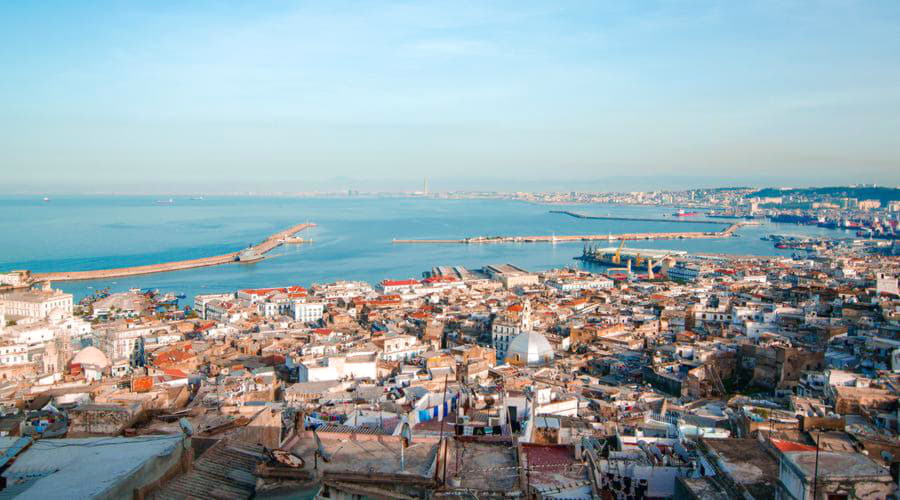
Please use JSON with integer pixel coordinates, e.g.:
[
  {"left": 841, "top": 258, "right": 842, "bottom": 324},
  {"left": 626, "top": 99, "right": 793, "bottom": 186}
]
[{"left": 770, "top": 438, "right": 818, "bottom": 453}]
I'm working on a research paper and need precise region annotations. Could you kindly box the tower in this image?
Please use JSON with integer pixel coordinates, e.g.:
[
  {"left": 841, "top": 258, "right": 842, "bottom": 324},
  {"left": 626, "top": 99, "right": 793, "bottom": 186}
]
[
  {"left": 423, "top": 178, "right": 428, "bottom": 196},
  {"left": 519, "top": 300, "right": 532, "bottom": 331}
]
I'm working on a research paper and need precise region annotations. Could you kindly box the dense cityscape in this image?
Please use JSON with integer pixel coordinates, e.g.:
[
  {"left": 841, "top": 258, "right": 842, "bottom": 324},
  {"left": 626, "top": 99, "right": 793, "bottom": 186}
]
[
  {"left": 3, "top": 0, "right": 900, "bottom": 498},
  {"left": 0, "top": 187, "right": 897, "bottom": 499}
]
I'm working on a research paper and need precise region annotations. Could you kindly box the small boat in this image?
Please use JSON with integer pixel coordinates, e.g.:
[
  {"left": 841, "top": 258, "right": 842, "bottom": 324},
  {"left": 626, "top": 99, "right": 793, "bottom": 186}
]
[
  {"left": 42, "top": 197, "right": 50, "bottom": 202},
  {"left": 155, "top": 198, "right": 175, "bottom": 205}
]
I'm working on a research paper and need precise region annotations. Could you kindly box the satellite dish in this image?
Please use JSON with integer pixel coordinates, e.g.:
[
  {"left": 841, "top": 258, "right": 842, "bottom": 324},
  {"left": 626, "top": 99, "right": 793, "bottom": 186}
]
[{"left": 179, "top": 418, "right": 194, "bottom": 437}]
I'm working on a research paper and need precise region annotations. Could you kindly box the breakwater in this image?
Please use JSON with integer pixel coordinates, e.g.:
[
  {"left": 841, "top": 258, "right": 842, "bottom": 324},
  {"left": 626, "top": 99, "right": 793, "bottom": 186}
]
[
  {"left": 392, "top": 222, "right": 746, "bottom": 245},
  {"left": 549, "top": 210, "right": 726, "bottom": 226},
  {"left": 32, "top": 223, "right": 316, "bottom": 282}
]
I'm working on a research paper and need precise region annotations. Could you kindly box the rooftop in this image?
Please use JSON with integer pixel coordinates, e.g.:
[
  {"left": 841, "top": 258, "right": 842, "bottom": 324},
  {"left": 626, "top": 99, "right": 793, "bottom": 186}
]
[{"left": 784, "top": 451, "right": 890, "bottom": 481}]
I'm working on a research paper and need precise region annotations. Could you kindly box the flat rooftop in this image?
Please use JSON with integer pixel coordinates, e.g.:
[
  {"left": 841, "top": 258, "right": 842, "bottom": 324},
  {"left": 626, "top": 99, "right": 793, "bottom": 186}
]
[
  {"left": 444, "top": 439, "right": 520, "bottom": 492},
  {"left": 0, "top": 435, "right": 182, "bottom": 499},
  {"left": 705, "top": 438, "right": 779, "bottom": 499},
  {"left": 291, "top": 434, "right": 438, "bottom": 477},
  {"left": 0, "top": 290, "right": 72, "bottom": 303},
  {"left": 785, "top": 451, "right": 889, "bottom": 480}
]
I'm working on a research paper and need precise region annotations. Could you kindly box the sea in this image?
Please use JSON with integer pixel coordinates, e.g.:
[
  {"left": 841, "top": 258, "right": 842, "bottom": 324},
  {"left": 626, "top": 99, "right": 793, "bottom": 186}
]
[{"left": 0, "top": 195, "right": 854, "bottom": 302}]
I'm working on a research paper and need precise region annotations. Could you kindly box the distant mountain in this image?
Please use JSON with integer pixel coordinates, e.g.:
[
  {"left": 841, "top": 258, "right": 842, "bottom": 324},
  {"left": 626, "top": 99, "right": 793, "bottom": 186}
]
[{"left": 747, "top": 186, "right": 900, "bottom": 205}]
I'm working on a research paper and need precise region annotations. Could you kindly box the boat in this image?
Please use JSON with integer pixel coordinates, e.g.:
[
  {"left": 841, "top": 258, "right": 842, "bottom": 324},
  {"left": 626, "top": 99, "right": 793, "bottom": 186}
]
[
  {"left": 672, "top": 210, "right": 699, "bottom": 217},
  {"left": 42, "top": 197, "right": 50, "bottom": 202},
  {"left": 155, "top": 198, "right": 175, "bottom": 205},
  {"left": 190, "top": 196, "right": 204, "bottom": 201}
]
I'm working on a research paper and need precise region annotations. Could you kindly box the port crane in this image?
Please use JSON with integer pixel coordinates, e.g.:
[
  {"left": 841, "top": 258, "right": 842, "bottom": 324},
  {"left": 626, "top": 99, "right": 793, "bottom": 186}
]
[{"left": 611, "top": 239, "right": 627, "bottom": 265}]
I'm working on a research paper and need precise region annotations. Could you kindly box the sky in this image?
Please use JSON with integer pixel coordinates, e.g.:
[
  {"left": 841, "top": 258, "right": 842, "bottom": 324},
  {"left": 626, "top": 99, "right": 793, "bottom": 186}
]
[{"left": 1, "top": 0, "right": 899, "bottom": 193}]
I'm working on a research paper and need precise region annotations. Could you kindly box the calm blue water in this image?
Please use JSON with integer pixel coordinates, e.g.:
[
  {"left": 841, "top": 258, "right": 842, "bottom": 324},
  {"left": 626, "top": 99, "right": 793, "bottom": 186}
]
[{"left": 0, "top": 196, "right": 853, "bottom": 301}]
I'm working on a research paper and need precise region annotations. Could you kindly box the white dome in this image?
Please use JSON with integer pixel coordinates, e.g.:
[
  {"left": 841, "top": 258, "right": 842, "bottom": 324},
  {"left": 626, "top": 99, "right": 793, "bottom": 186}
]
[
  {"left": 505, "top": 331, "right": 554, "bottom": 366},
  {"left": 71, "top": 346, "right": 110, "bottom": 369}
]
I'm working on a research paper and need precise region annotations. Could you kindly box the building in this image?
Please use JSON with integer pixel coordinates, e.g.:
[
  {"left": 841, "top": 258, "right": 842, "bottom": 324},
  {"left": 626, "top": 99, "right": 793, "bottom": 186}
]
[
  {"left": 492, "top": 301, "right": 532, "bottom": 360},
  {"left": 668, "top": 262, "right": 700, "bottom": 282},
  {"left": 0, "top": 271, "right": 31, "bottom": 288},
  {"left": 377, "top": 279, "right": 421, "bottom": 294},
  {"left": 858, "top": 199, "right": 882, "bottom": 210},
  {"left": 290, "top": 300, "right": 324, "bottom": 323},
  {"left": 0, "top": 343, "right": 28, "bottom": 367},
  {"left": 294, "top": 352, "right": 377, "bottom": 382},
  {"left": 0, "top": 288, "right": 73, "bottom": 322},
  {"left": 548, "top": 275, "right": 613, "bottom": 292},
  {"left": 0, "top": 434, "right": 189, "bottom": 499},
  {"left": 484, "top": 264, "right": 539, "bottom": 289},
  {"left": 777, "top": 450, "right": 895, "bottom": 499},
  {"left": 376, "top": 334, "right": 426, "bottom": 361},
  {"left": 876, "top": 273, "right": 899, "bottom": 297}
]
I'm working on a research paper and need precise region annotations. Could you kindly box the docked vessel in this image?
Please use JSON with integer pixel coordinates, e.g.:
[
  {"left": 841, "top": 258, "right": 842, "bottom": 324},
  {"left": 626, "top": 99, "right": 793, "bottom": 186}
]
[
  {"left": 577, "top": 241, "right": 686, "bottom": 270},
  {"left": 672, "top": 209, "right": 699, "bottom": 217}
]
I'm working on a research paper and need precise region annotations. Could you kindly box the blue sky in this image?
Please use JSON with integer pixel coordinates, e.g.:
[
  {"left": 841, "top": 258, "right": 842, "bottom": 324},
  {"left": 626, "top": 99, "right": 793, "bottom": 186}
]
[{"left": 1, "top": 1, "right": 899, "bottom": 192}]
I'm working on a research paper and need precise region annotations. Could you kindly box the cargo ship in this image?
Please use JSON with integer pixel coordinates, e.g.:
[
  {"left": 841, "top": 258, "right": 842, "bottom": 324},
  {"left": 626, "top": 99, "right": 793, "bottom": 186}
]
[{"left": 672, "top": 209, "right": 699, "bottom": 217}]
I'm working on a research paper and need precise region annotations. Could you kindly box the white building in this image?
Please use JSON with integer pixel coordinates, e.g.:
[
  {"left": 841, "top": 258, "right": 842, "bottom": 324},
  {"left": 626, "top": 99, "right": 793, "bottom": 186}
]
[
  {"left": 378, "top": 334, "right": 426, "bottom": 362},
  {"left": 295, "top": 353, "right": 377, "bottom": 382},
  {"left": 548, "top": 276, "right": 613, "bottom": 292},
  {"left": 0, "top": 288, "right": 73, "bottom": 322},
  {"left": 291, "top": 300, "right": 325, "bottom": 323},
  {"left": 0, "top": 343, "right": 28, "bottom": 367},
  {"left": 667, "top": 263, "right": 700, "bottom": 282},
  {"left": 492, "top": 301, "right": 532, "bottom": 361},
  {"left": 94, "top": 324, "right": 168, "bottom": 362},
  {"left": 877, "top": 273, "right": 899, "bottom": 296},
  {"left": 377, "top": 279, "right": 421, "bottom": 295}
]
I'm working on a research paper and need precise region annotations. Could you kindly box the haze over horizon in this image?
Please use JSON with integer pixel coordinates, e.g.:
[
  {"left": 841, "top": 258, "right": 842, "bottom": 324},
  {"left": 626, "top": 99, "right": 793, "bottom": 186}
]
[{"left": 2, "top": 1, "right": 899, "bottom": 193}]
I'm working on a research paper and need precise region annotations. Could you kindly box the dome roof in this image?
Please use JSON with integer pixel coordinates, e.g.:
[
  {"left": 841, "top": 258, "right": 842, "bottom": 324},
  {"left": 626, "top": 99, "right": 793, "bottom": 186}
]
[
  {"left": 504, "top": 330, "right": 554, "bottom": 366},
  {"left": 71, "top": 346, "right": 110, "bottom": 368}
]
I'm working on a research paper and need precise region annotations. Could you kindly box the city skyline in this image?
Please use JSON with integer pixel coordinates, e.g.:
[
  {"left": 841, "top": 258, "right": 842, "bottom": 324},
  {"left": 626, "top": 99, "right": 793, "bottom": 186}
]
[{"left": 2, "top": 1, "right": 900, "bottom": 192}]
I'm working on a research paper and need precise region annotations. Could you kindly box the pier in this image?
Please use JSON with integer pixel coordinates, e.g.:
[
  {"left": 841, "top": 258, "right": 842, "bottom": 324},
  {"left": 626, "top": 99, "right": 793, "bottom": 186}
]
[
  {"left": 31, "top": 223, "right": 316, "bottom": 282},
  {"left": 549, "top": 210, "right": 727, "bottom": 225},
  {"left": 392, "top": 222, "right": 748, "bottom": 245}
]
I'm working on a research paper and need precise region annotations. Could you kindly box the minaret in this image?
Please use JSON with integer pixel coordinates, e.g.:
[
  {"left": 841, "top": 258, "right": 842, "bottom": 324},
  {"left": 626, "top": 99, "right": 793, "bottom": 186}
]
[
  {"left": 423, "top": 178, "right": 429, "bottom": 196},
  {"left": 519, "top": 300, "right": 532, "bottom": 331}
]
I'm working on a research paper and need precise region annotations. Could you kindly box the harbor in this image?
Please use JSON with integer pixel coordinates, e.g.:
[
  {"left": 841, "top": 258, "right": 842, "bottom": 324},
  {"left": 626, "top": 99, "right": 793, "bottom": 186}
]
[
  {"left": 3, "top": 196, "right": 836, "bottom": 302},
  {"left": 30, "top": 222, "right": 316, "bottom": 282}
]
